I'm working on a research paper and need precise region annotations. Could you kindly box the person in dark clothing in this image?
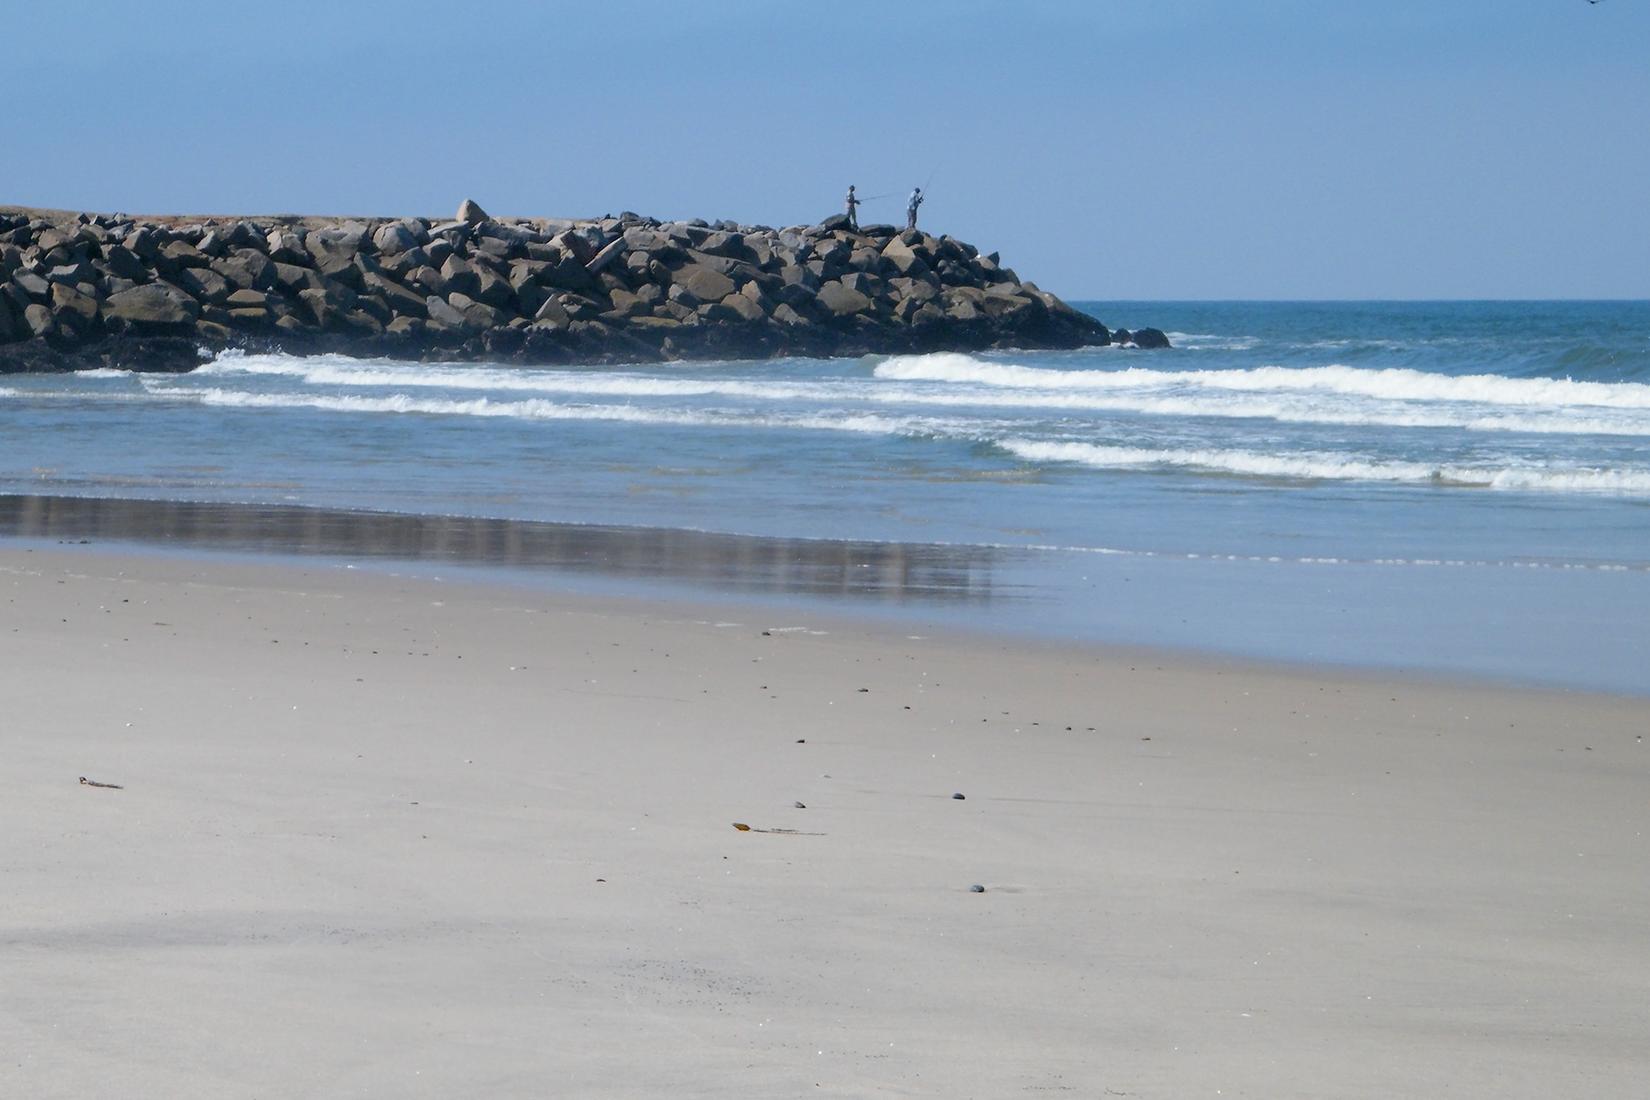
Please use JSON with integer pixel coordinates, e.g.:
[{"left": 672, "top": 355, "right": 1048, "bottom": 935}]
[{"left": 845, "top": 185, "right": 861, "bottom": 229}]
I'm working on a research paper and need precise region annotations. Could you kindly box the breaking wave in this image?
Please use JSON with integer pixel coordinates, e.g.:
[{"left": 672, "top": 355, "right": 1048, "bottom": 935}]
[
  {"left": 875, "top": 352, "right": 1650, "bottom": 410},
  {"left": 997, "top": 439, "right": 1650, "bottom": 496}
]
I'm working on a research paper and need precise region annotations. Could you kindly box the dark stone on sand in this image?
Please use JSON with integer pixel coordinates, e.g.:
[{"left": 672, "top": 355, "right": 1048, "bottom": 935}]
[
  {"left": 952, "top": 792, "right": 965, "bottom": 800},
  {"left": 970, "top": 884, "right": 986, "bottom": 893}
]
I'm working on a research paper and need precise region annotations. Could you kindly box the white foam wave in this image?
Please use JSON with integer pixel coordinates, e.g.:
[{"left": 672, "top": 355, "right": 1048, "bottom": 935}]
[
  {"left": 875, "top": 352, "right": 1650, "bottom": 410},
  {"left": 188, "top": 350, "right": 1650, "bottom": 437},
  {"left": 197, "top": 351, "right": 832, "bottom": 402},
  {"left": 141, "top": 384, "right": 968, "bottom": 438},
  {"left": 71, "top": 367, "right": 135, "bottom": 379},
  {"left": 998, "top": 439, "right": 1650, "bottom": 495},
  {"left": 1162, "top": 332, "right": 1260, "bottom": 351}
]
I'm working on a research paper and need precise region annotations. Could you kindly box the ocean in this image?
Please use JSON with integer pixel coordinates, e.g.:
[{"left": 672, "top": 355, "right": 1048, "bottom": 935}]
[{"left": 2, "top": 300, "right": 1646, "bottom": 692}]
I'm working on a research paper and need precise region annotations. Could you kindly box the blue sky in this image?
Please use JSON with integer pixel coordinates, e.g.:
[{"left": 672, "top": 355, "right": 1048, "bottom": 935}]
[{"left": 8, "top": 1, "right": 1645, "bottom": 299}]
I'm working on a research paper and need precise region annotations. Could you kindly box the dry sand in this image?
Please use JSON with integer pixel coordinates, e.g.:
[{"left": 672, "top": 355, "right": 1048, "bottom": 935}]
[{"left": 1, "top": 546, "right": 1645, "bottom": 1098}]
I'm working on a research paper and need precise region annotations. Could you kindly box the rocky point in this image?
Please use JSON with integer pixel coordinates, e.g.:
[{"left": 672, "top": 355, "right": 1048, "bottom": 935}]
[{"left": 0, "top": 200, "right": 1166, "bottom": 373}]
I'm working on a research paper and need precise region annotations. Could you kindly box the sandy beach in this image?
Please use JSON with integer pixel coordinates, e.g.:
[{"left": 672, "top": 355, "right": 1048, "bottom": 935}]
[{"left": 0, "top": 544, "right": 1644, "bottom": 1098}]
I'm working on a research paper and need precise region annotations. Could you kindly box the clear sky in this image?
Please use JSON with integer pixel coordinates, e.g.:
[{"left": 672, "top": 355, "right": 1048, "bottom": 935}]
[{"left": 7, "top": 1, "right": 1646, "bottom": 299}]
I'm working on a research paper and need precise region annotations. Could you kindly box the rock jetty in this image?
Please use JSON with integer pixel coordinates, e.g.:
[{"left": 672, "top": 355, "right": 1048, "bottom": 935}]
[{"left": 0, "top": 201, "right": 1165, "bottom": 373}]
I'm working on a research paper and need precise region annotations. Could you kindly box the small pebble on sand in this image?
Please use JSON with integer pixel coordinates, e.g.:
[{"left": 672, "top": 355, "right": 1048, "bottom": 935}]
[
  {"left": 952, "top": 792, "right": 965, "bottom": 800},
  {"left": 970, "top": 884, "right": 985, "bottom": 893}
]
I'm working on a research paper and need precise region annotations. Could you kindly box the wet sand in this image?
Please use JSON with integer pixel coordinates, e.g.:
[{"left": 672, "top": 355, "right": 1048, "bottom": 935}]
[{"left": 2, "top": 544, "right": 1646, "bottom": 1098}]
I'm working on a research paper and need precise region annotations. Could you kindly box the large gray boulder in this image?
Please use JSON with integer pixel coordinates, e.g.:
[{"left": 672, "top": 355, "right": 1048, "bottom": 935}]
[
  {"left": 50, "top": 282, "right": 98, "bottom": 328},
  {"left": 672, "top": 264, "right": 736, "bottom": 303},
  {"left": 105, "top": 282, "right": 199, "bottom": 325},
  {"left": 457, "top": 199, "right": 489, "bottom": 225},
  {"left": 176, "top": 266, "right": 233, "bottom": 304},
  {"left": 23, "top": 303, "right": 55, "bottom": 337},
  {"left": 816, "top": 281, "right": 873, "bottom": 316},
  {"left": 374, "top": 220, "right": 426, "bottom": 254},
  {"left": 424, "top": 294, "right": 467, "bottom": 331}
]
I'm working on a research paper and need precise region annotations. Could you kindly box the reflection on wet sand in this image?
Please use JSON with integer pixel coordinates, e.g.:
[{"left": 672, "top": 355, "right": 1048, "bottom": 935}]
[{"left": 0, "top": 495, "right": 1011, "bottom": 603}]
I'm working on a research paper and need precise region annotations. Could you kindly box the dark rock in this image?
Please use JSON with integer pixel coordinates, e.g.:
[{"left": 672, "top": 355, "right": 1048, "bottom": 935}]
[
  {"left": 1131, "top": 327, "right": 1171, "bottom": 349},
  {"left": 815, "top": 213, "right": 853, "bottom": 233},
  {"left": 211, "top": 250, "right": 279, "bottom": 293},
  {"left": 363, "top": 271, "right": 428, "bottom": 318},
  {"left": 438, "top": 256, "right": 480, "bottom": 297},
  {"left": 457, "top": 198, "right": 489, "bottom": 225},
  {"left": 969, "top": 884, "right": 985, "bottom": 893},
  {"left": 100, "top": 245, "right": 147, "bottom": 281}
]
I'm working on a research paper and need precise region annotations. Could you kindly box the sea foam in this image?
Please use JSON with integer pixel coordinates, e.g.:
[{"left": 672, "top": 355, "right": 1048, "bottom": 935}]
[{"left": 875, "top": 352, "right": 1650, "bottom": 409}]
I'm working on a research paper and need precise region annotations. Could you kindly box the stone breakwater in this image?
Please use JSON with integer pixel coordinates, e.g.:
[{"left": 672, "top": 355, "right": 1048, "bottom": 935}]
[{"left": 0, "top": 202, "right": 1164, "bottom": 373}]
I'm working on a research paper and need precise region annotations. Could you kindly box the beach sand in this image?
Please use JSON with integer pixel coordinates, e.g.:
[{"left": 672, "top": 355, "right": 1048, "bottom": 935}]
[{"left": 2, "top": 546, "right": 1645, "bottom": 1098}]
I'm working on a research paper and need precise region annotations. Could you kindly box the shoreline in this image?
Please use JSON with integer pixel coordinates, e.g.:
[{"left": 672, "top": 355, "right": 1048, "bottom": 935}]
[
  {"left": 2, "top": 491, "right": 1646, "bottom": 698},
  {"left": 3, "top": 542, "right": 1645, "bottom": 1096}
]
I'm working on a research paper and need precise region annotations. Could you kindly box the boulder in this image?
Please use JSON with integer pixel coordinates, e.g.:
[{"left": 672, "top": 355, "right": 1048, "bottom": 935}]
[
  {"left": 585, "top": 237, "right": 627, "bottom": 274},
  {"left": 672, "top": 263, "right": 736, "bottom": 303},
  {"left": 363, "top": 271, "right": 429, "bottom": 318},
  {"left": 816, "top": 281, "right": 873, "bottom": 317},
  {"left": 438, "top": 256, "right": 481, "bottom": 297},
  {"left": 457, "top": 198, "right": 489, "bottom": 225},
  {"left": 771, "top": 303, "right": 810, "bottom": 327},
  {"left": 471, "top": 265, "right": 515, "bottom": 309},
  {"left": 226, "top": 289, "right": 271, "bottom": 309},
  {"left": 606, "top": 288, "right": 648, "bottom": 317},
  {"left": 373, "top": 221, "right": 424, "bottom": 255},
  {"left": 273, "top": 262, "right": 322, "bottom": 294},
  {"left": 49, "top": 282, "right": 99, "bottom": 328},
  {"left": 304, "top": 228, "right": 365, "bottom": 277},
  {"left": 175, "top": 263, "right": 234, "bottom": 303},
  {"left": 105, "top": 282, "right": 199, "bottom": 325},
  {"left": 815, "top": 214, "right": 853, "bottom": 233},
  {"left": 1131, "top": 327, "right": 1171, "bottom": 349},
  {"left": 100, "top": 245, "right": 147, "bottom": 281},
  {"left": 12, "top": 271, "right": 50, "bottom": 300},
  {"left": 533, "top": 297, "right": 570, "bottom": 328},
  {"left": 159, "top": 239, "right": 210, "bottom": 269},
  {"left": 718, "top": 291, "right": 766, "bottom": 323},
  {"left": 211, "top": 250, "right": 279, "bottom": 292},
  {"left": 881, "top": 236, "right": 931, "bottom": 278},
  {"left": 455, "top": 295, "right": 509, "bottom": 330},
  {"left": 298, "top": 288, "right": 346, "bottom": 329},
  {"left": 265, "top": 230, "right": 308, "bottom": 265},
  {"left": 23, "top": 303, "right": 55, "bottom": 338}
]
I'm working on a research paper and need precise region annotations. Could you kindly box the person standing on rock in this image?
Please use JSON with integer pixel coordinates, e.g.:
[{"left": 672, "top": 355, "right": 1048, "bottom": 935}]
[
  {"left": 845, "top": 186, "right": 861, "bottom": 230},
  {"left": 906, "top": 187, "right": 924, "bottom": 231}
]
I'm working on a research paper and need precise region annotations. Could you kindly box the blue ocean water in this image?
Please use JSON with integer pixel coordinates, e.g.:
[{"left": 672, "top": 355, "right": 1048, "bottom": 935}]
[{"left": 2, "top": 301, "right": 1647, "bottom": 691}]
